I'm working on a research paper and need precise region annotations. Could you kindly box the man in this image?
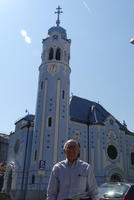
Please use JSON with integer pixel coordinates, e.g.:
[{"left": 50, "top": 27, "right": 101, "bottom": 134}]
[{"left": 47, "top": 139, "right": 99, "bottom": 200}]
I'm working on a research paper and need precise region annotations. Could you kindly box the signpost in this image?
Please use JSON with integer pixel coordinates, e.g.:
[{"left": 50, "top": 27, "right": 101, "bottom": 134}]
[
  {"left": 38, "top": 160, "right": 46, "bottom": 200},
  {"left": 39, "top": 160, "right": 46, "bottom": 170}
]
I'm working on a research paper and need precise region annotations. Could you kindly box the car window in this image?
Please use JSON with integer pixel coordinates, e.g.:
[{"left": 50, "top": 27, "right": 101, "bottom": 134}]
[
  {"left": 99, "top": 183, "right": 130, "bottom": 198},
  {"left": 127, "top": 185, "right": 134, "bottom": 200}
]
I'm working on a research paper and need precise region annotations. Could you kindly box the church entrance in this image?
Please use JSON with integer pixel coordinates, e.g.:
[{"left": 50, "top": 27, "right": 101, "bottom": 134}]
[
  {"left": 0, "top": 176, "right": 4, "bottom": 191},
  {"left": 110, "top": 174, "right": 121, "bottom": 182},
  {"left": 7, "top": 170, "right": 12, "bottom": 193}
]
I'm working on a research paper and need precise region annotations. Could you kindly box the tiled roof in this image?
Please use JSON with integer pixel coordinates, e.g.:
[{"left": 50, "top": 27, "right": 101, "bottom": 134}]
[
  {"left": 0, "top": 133, "right": 9, "bottom": 143},
  {"left": 48, "top": 26, "right": 67, "bottom": 40},
  {"left": 69, "top": 96, "right": 133, "bottom": 135},
  {"left": 15, "top": 114, "right": 35, "bottom": 125},
  {"left": 70, "top": 96, "right": 110, "bottom": 124}
]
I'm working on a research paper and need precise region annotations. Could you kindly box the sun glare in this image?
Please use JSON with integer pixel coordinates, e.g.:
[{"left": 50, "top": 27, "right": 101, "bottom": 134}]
[
  {"left": 25, "top": 36, "right": 31, "bottom": 44},
  {"left": 20, "top": 29, "right": 27, "bottom": 37},
  {"left": 20, "top": 29, "right": 31, "bottom": 44}
]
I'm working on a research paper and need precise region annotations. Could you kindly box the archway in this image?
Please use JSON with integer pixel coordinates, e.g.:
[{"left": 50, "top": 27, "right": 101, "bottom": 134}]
[
  {"left": 110, "top": 173, "right": 121, "bottom": 182},
  {"left": 0, "top": 176, "right": 4, "bottom": 191}
]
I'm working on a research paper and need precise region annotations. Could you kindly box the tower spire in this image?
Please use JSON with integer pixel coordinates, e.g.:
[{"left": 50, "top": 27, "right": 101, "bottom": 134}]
[{"left": 55, "top": 6, "right": 63, "bottom": 27}]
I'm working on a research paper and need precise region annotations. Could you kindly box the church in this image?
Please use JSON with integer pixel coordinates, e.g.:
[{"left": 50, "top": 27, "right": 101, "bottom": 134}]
[{"left": 2, "top": 6, "right": 134, "bottom": 200}]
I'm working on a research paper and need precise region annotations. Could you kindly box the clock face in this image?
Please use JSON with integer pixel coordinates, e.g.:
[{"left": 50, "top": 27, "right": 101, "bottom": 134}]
[{"left": 47, "top": 64, "right": 59, "bottom": 75}]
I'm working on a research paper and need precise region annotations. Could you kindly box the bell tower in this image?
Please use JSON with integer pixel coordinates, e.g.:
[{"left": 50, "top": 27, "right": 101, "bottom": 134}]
[{"left": 28, "top": 6, "right": 71, "bottom": 192}]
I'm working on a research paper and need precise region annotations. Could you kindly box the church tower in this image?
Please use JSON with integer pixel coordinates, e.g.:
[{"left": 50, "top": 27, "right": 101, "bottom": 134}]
[{"left": 28, "top": 6, "right": 71, "bottom": 195}]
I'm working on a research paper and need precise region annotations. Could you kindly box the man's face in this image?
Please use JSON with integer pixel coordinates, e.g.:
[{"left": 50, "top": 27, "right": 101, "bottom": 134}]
[{"left": 63, "top": 141, "right": 80, "bottom": 163}]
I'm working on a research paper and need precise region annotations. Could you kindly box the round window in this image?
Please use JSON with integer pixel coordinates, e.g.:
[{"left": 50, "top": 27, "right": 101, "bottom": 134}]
[
  {"left": 107, "top": 145, "right": 118, "bottom": 160},
  {"left": 14, "top": 139, "right": 20, "bottom": 154}
]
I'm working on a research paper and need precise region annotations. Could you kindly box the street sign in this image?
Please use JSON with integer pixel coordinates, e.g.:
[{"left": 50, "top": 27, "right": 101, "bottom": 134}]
[{"left": 39, "top": 160, "right": 46, "bottom": 169}]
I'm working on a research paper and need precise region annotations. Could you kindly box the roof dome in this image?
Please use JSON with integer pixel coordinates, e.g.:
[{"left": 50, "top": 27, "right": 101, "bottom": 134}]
[
  {"left": 48, "top": 6, "right": 67, "bottom": 40},
  {"left": 48, "top": 26, "right": 67, "bottom": 40}
]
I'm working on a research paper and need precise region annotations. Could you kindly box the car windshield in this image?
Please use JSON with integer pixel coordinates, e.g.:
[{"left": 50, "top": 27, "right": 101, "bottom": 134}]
[{"left": 98, "top": 183, "right": 130, "bottom": 198}]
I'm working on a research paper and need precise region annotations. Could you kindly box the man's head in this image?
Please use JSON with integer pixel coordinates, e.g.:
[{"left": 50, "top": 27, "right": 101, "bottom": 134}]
[{"left": 63, "top": 139, "right": 80, "bottom": 163}]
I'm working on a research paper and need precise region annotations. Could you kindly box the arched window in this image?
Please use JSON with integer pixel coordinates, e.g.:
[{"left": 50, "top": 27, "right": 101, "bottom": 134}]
[
  {"left": 62, "top": 90, "right": 65, "bottom": 100},
  {"left": 40, "top": 81, "right": 43, "bottom": 90},
  {"left": 56, "top": 48, "right": 61, "bottom": 60},
  {"left": 107, "top": 145, "right": 118, "bottom": 160},
  {"left": 49, "top": 48, "right": 54, "bottom": 60},
  {"left": 131, "top": 152, "right": 134, "bottom": 165},
  {"left": 34, "top": 150, "right": 37, "bottom": 161},
  {"left": 48, "top": 117, "right": 52, "bottom": 127},
  {"left": 32, "top": 175, "right": 35, "bottom": 184},
  {"left": 110, "top": 174, "right": 121, "bottom": 182}
]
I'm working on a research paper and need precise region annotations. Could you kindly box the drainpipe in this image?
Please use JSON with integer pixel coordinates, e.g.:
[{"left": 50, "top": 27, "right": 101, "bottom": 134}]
[
  {"left": 21, "top": 120, "right": 30, "bottom": 194},
  {"left": 87, "top": 106, "right": 92, "bottom": 164},
  {"left": 87, "top": 122, "right": 90, "bottom": 164}
]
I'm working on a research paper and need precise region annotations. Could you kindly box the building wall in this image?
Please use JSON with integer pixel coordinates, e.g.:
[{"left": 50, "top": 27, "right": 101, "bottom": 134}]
[
  {"left": 2, "top": 118, "right": 34, "bottom": 199},
  {"left": 0, "top": 134, "right": 9, "bottom": 163},
  {"left": 0, "top": 133, "right": 9, "bottom": 191},
  {"left": 69, "top": 116, "right": 134, "bottom": 185},
  {"left": 2, "top": 112, "right": 134, "bottom": 200},
  {"left": 2, "top": 19, "right": 134, "bottom": 200}
]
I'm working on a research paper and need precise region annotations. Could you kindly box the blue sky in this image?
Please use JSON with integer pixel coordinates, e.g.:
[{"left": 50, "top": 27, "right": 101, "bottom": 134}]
[{"left": 0, "top": 0, "right": 134, "bottom": 134}]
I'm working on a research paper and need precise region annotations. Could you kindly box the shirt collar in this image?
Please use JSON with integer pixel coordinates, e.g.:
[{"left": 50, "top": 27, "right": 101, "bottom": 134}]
[{"left": 65, "top": 158, "right": 79, "bottom": 167}]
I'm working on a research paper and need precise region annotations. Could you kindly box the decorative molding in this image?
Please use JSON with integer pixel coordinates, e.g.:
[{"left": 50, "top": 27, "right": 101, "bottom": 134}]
[
  {"left": 47, "top": 64, "right": 59, "bottom": 75},
  {"left": 39, "top": 79, "right": 48, "bottom": 161},
  {"left": 72, "top": 129, "right": 81, "bottom": 140},
  {"left": 53, "top": 79, "right": 61, "bottom": 164}
]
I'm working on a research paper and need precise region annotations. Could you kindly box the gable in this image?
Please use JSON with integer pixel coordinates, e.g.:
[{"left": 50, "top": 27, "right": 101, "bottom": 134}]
[
  {"left": 69, "top": 96, "right": 133, "bottom": 135},
  {"left": 70, "top": 96, "right": 110, "bottom": 124}
]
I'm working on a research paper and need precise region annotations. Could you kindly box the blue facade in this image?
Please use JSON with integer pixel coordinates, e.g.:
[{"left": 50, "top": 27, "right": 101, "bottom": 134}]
[{"left": 2, "top": 11, "right": 134, "bottom": 200}]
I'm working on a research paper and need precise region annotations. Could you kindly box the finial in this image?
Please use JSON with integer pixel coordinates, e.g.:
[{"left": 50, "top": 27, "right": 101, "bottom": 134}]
[
  {"left": 55, "top": 6, "right": 63, "bottom": 27},
  {"left": 123, "top": 120, "right": 127, "bottom": 128},
  {"left": 25, "top": 109, "right": 29, "bottom": 115}
]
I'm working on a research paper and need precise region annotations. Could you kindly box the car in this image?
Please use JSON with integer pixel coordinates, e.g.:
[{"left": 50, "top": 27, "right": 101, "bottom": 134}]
[{"left": 98, "top": 182, "right": 134, "bottom": 200}]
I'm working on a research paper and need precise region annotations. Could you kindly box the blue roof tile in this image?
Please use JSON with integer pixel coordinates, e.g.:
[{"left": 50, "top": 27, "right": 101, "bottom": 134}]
[
  {"left": 70, "top": 96, "right": 110, "bottom": 124},
  {"left": 69, "top": 96, "right": 133, "bottom": 135}
]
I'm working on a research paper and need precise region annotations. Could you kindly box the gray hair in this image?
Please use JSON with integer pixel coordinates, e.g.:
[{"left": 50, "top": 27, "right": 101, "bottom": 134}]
[{"left": 63, "top": 139, "right": 80, "bottom": 150}]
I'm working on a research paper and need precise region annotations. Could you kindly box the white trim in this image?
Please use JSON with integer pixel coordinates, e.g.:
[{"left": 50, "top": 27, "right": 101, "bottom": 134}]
[
  {"left": 53, "top": 79, "right": 61, "bottom": 164},
  {"left": 91, "top": 148, "right": 95, "bottom": 170},
  {"left": 69, "top": 120, "right": 87, "bottom": 128},
  {"left": 97, "top": 134, "right": 101, "bottom": 172},
  {"left": 39, "top": 79, "right": 48, "bottom": 161},
  {"left": 83, "top": 147, "right": 86, "bottom": 162},
  {"left": 66, "top": 90, "right": 69, "bottom": 141}
]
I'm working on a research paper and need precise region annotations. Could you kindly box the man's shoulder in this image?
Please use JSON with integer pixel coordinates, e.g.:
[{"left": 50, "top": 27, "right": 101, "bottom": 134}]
[
  {"left": 54, "top": 160, "right": 67, "bottom": 168},
  {"left": 77, "top": 159, "right": 91, "bottom": 168}
]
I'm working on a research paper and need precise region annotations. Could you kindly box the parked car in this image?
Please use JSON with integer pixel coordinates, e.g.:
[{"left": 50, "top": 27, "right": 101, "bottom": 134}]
[{"left": 98, "top": 182, "right": 134, "bottom": 200}]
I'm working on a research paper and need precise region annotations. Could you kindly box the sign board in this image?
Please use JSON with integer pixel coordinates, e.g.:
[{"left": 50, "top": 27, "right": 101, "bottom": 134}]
[{"left": 39, "top": 160, "right": 46, "bottom": 169}]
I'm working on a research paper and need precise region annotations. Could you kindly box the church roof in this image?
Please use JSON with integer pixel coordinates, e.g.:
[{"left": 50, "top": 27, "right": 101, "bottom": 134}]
[
  {"left": 15, "top": 114, "right": 35, "bottom": 125},
  {"left": 48, "top": 26, "right": 67, "bottom": 40},
  {"left": 0, "top": 133, "right": 9, "bottom": 143},
  {"left": 70, "top": 96, "right": 133, "bottom": 135},
  {"left": 48, "top": 6, "right": 67, "bottom": 40}
]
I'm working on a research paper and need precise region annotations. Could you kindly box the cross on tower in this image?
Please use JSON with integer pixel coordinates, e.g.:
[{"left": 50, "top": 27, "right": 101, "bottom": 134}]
[{"left": 55, "top": 6, "right": 63, "bottom": 27}]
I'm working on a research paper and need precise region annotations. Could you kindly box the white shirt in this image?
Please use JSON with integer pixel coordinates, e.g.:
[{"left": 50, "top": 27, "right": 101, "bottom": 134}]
[{"left": 47, "top": 159, "right": 99, "bottom": 200}]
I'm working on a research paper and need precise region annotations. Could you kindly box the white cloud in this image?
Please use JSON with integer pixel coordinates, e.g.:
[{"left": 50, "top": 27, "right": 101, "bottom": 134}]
[{"left": 20, "top": 29, "right": 31, "bottom": 44}]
